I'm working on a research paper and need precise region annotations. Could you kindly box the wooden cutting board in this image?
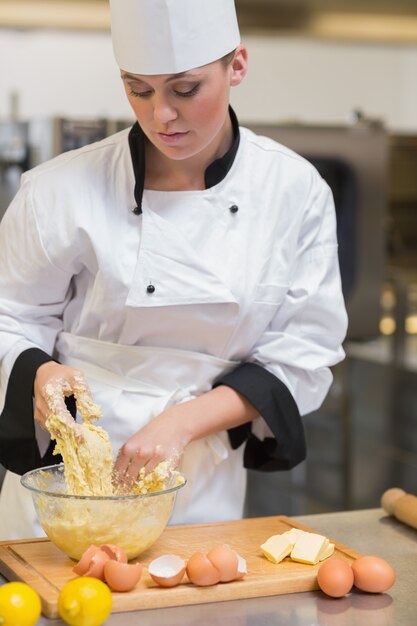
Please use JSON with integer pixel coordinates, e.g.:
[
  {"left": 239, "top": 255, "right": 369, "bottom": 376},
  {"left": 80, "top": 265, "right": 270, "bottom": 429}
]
[{"left": 0, "top": 516, "right": 361, "bottom": 618}]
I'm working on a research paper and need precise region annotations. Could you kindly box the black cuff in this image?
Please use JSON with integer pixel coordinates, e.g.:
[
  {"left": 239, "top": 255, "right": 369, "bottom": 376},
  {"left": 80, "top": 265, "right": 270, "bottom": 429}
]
[
  {"left": 214, "top": 362, "right": 306, "bottom": 472},
  {"left": 0, "top": 348, "right": 75, "bottom": 475}
]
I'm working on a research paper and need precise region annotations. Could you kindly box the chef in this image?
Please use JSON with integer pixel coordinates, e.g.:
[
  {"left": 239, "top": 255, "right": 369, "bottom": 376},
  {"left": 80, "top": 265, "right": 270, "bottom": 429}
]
[{"left": 0, "top": 0, "right": 347, "bottom": 539}]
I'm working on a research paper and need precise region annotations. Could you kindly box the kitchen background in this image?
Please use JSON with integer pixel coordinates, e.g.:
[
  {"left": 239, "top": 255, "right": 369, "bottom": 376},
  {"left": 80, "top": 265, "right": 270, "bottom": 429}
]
[{"left": 0, "top": 0, "right": 416, "bottom": 517}]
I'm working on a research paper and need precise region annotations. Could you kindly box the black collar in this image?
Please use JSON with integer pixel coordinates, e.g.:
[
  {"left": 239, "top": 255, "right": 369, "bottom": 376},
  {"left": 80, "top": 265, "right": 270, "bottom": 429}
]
[{"left": 128, "top": 106, "right": 240, "bottom": 215}]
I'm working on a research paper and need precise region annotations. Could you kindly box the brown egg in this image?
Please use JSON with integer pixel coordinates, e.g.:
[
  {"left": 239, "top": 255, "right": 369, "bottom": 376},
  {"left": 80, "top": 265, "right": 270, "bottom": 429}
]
[
  {"left": 352, "top": 556, "right": 396, "bottom": 593},
  {"left": 317, "top": 558, "right": 354, "bottom": 598},
  {"left": 72, "top": 544, "right": 101, "bottom": 575},
  {"left": 207, "top": 545, "right": 238, "bottom": 582},
  {"left": 186, "top": 552, "right": 221, "bottom": 586},
  {"left": 104, "top": 560, "right": 143, "bottom": 592},
  {"left": 100, "top": 543, "right": 128, "bottom": 563},
  {"left": 148, "top": 555, "right": 186, "bottom": 587}
]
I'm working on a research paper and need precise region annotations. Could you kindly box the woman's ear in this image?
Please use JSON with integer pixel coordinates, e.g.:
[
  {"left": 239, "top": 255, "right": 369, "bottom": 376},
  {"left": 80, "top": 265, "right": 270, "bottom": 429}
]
[{"left": 230, "top": 44, "right": 248, "bottom": 86}]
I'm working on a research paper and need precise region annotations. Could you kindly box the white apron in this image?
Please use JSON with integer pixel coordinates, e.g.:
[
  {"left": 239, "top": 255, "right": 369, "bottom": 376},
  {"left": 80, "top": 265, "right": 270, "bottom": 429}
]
[{"left": 0, "top": 332, "right": 246, "bottom": 538}]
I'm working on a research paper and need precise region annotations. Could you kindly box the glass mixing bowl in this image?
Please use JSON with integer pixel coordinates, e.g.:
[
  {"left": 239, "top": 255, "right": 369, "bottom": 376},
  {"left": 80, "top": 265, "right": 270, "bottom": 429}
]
[{"left": 21, "top": 464, "right": 186, "bottom": 560}]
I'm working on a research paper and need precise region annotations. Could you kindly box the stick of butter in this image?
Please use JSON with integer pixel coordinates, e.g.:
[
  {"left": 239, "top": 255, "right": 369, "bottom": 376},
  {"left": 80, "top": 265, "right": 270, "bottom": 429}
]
[
  {"left": 260, "top": 534, "right": 295, "bottom": 564},
  {"left": 282, "top": 528, "right": 304, "bottom": 543},
  {"left": 290, "top": 532, "right": 329, "bottom": 565},
  {"left": 319, "top": 542, "right": 335, "bottom": 561}
]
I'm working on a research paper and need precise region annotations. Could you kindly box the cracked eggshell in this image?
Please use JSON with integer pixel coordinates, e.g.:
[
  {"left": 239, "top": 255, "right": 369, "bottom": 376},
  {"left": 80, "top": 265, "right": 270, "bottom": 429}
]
[
  {"left": 148, "top": 555, "right": 186, "bottom": 587},
  {"left": 83, "top": 549, "right": 111, "bottom": 581},
  {"left": 104, "top": 560, "right": 143, "bottom": 592},
  {"left": 72, "top": 545, "right": 101, "bottom": 575},
  {"left": 186, "top": 552, "right": 221, "bottom": 586},
  {"left": 72, "top": 544, "right": 111, "bottom": 580},
  {"left": 100, "top": 543, "right": 128, "bottom": 563},
  {"left": 206, "top": 545, "right": 238, "bottom": 582},
  {"left": 235, "top": 552, "right": 247, "bottom": 579}
]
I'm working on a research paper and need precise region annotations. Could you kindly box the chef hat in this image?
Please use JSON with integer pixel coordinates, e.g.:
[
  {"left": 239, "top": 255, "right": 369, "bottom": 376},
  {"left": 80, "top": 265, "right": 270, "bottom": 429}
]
[{"left": 109, "top": 0, "right": 241, "bottom": 75}]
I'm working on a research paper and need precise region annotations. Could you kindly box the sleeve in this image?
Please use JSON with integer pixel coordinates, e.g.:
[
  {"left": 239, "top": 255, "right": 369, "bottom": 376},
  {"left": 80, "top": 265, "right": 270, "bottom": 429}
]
[
  {"left": 0, "top": 177, "right": 75, "bottom": 473},
  {"left": 216, "top": 175, "right": 348, "bottom": 471},
  {"left": 0, "top": 348, "right": 77, "bottom": 475}
]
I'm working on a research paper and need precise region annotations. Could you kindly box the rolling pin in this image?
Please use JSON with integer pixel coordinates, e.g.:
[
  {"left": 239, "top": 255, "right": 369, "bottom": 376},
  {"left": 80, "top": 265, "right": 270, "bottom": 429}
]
[{"left": 381, "top": 488, "right": 417, "bottom": 530}]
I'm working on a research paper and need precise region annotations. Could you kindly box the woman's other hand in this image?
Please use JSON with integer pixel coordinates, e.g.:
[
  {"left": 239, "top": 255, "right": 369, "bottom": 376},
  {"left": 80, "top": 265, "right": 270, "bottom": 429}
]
[
  {"left": 34, "top": 361, "right": 100, "bottom": 431},
  {"left": 113, "top": 409, "right": 190, "bottom": 490},
  {"left": 113, "top": 385, "right": 258, "bottom": 490}
]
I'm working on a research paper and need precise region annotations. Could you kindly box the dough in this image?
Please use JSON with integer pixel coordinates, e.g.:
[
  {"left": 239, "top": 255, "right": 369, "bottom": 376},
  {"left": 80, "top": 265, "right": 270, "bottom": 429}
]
[
  {"left": 44, "top": 376, "right": 113, "bottom": 496},
  {"left": 44, "top": 377, "right": 183, "bottom": 496}
]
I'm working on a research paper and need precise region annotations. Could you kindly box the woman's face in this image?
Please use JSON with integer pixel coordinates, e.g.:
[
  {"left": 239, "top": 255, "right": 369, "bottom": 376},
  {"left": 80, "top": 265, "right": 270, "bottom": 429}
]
[{"left": 121, "top": 46, "right": 247, "bottom": 162}]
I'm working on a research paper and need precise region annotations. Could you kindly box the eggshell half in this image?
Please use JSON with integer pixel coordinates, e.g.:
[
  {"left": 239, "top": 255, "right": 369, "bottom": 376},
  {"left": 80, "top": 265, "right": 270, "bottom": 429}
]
[
  {"left": 83, "top": 549, "right": 111, "bottom": 581},
  {"left": 317, "top": 558, "right": 354, "bottom": 598},
  {"left": 207, "top": 545, "right": 238, "bottom": 582},
  {"left": 100, "top": 543, "right": 128, "bottom": 563},
  {"left": 148, "top": 555, "right": 186, "bottom": 587},
  {"left": 72, "top": 544, "right": 113, "bottom": 580},
  {"left": 104, "top": 560, "right": 143, "bottom": 592},
  {"left": 234, "top": 552, "right": 247, "bottom": 580},
  {"left": 352, "top": 556, "right": 396, "bottom": 593},
  {"left": 72, "top": 545, "right": 101, "bottom": 575},
  {"left": 186, "top": 552, "right": 221, "bottom": 586}
]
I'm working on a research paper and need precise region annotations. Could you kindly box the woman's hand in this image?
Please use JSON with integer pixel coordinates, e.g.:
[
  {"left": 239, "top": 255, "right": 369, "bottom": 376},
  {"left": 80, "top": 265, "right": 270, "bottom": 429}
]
[
  {"left": 113, "top": 408, "right": 191, "bottom": 489},
  {"left": 34, "top": 361, "right": 100, "bottom": 431},
  {"left": 113, "top": 385, "right": 258, "bottom": 489}
]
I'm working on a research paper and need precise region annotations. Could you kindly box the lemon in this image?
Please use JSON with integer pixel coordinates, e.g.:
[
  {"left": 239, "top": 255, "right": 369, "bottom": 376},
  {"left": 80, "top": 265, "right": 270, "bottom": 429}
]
[
  {"left": 0, "top": 581, "right": 42, "bottom": 626},
  {"left": 58, "top": 577, "right": 112, "bottom": 626}
]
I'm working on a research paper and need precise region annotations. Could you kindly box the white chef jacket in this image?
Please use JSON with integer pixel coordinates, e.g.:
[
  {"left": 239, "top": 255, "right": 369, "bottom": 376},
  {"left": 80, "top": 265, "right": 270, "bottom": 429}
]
[{"left": 0, "top": 110, "right": 347, "bottom": 538}]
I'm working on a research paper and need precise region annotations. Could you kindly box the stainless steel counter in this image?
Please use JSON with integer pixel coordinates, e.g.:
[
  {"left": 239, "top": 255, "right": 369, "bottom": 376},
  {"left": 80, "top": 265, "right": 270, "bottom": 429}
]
[{"left": 1, "top": 508, "right": 416, "bottom": 625}]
